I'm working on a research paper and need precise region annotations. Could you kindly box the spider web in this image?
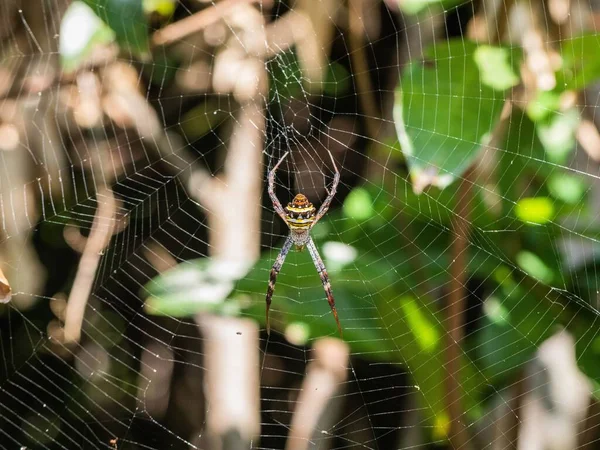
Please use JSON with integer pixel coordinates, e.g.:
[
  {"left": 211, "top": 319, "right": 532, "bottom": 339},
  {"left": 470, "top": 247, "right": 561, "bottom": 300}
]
[{"left": 0, "top": 0, "right": 599, "bottom": 449}]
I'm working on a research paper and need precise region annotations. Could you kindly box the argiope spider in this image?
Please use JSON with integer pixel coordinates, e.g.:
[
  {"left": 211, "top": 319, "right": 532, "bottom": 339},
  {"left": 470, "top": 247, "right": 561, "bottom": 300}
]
[{"left": 266, "top": 150, "right": 342, "bottom": 337}]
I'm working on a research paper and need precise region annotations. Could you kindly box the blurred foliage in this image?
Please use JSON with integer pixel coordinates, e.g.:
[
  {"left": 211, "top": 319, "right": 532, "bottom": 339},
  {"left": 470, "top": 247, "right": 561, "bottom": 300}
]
[
  {"left": 47, "top": 0, "right": 599, "bottom": 441},
  {"left": 144, "top": 27, "right": 600, "bottom": 435},
  {"left": 394, "top": 40, "right": 521, "bottom": 190}
]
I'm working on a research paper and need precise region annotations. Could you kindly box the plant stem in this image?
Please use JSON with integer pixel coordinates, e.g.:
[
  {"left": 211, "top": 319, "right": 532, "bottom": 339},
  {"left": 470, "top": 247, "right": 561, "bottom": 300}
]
[{"left": 445, "top": 170, "right": 474, "bottom": 450}]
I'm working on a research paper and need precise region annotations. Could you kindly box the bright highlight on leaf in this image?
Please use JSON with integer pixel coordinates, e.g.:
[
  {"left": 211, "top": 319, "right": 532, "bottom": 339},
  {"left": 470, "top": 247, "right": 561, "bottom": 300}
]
[
  {"left": 59, "top": 1, "right": 115, "bottom": 72},
  {"left": 548, "top": 174, "right": 587, "bottom": 204},
  {"left": 483, "top": 297, "right": 510, "bottom": 325},
  {"left": 515, "top": 197, "right": 555, "bottom": 224},
  {"left": 516, "top": 251, "right": 554, "bottom": 284},
  {"left": 343, "top": 187, "right": 374, "bottom": 221},
  {"left": 536, "top": 109, "right": 580, "bottom": 163},
  {"left": 400, "top": 296, "right": 439, "bottom": 353},
  {"left": 285, "top": 322, "right": 311, "bottom": 346},
  {"left": 82, "top": 0, "right": 150, "bottom": 58},
  {"left": 143, "top": 259, "right": 248, "bottom": 317},
  {"left": 474, "top": 46, "right": 520, "bottom": 91}
]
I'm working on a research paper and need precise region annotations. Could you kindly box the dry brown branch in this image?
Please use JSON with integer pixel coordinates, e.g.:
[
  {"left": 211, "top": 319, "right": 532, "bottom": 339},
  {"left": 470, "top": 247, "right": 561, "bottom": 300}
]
[
  {"left": 63, "top": 189, "right": 116, "bottom": 343},
  {"left": 286, "top": 338, "right": 350, "bottom": 450},
  {"left": 575, "top": 118, "right": 600, "bottom": 162},
  {"left": 152, "top": 0, "right": 267, "bottom": 47},
  {"left": 467, "top": 0, "right": 516, "bottom": 43},
  {"left": 348, "top": 0, "right": 381, "bottom": 142},
  {"left": 445, "top": 170, "right": 474, "bottom": 450},
  {"left": 579, "top": 399, "right": 600, "bottom": 449},
  {"left": 142, "top": 242, "right": 178, "bottom": 273},
  {"left": 196, "top": 315, "right": 260, "bottom": 450}
]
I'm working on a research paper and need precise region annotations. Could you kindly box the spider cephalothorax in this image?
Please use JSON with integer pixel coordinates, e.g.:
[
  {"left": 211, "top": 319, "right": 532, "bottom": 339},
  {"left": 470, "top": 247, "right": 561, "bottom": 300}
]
[{"left": 265, "top": 151, "right": 342, "bottom": 336}]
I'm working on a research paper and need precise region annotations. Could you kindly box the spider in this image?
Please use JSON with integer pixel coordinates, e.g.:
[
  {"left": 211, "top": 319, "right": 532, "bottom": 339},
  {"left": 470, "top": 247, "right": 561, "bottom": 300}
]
[{"left": 265, "top": 150, "right": 342, "bottom": 337}]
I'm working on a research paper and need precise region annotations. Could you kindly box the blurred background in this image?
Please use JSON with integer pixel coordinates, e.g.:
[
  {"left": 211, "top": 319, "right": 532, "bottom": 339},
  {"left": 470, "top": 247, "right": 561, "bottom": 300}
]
[{"left": 0, "top": 0, "right": 600, "bottom": 449}]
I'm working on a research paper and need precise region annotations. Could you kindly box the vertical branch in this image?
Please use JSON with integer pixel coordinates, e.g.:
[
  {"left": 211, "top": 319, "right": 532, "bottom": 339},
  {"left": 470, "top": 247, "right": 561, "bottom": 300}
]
[
  {"left": 286, "top": 338, "right": 350, "bottom": 450},
  {"left": 197, "top": 315, "right": 261, "bottom": 450},
  {"left": 209, "top": 97, "right": 265, "bottom": 263},
  {"left": 348, "top": 0, "right": 386, "bottom": 180},
  {"left": 445, "top": 171, "right": 473, "bottom": 450},
  {"left": 185, "top": 6, "right": 267, "bottom": 448}
]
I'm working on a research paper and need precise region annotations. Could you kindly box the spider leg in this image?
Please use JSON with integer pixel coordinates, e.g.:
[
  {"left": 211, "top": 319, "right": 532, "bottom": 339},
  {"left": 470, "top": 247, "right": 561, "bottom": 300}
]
[
  {"left": 306, "top": 238, "right": 342, "bottom": 337},
  {"left": 268, "top": 151, "right": 290, "bottom": 223},
  {"left": 313, "top": 150, "right": 340, "bottom": 225},
  {"left": 265, "top": 235, "right": 294, "bottom": 335}
]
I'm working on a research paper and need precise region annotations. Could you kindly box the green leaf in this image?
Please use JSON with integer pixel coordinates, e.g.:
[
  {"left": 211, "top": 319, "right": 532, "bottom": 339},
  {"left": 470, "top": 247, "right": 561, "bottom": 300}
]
[
  {"left": 343, "top": 187, "right": 374, "bottom": 221},
  {"left": 143, "top": 259, "right": 249, "bottom": 317},
  {"left": 394, "top": 40, "right": 520, "bottom": 192},
  {"left": 548, "top": 173, "right": 587, "bottom": 205},
  {"left": 516, "top": 250, "right": 555, "bottom": 284},
  {"left": 82, "top": 0, "right": 150, "bottom": 58},
  {"left": 515, "top": 197, "right": 555, "bottom": 225},
  {"left": 526, "top": 90, "right": 562, "bottom": 122},
  {"left": 235, "top": 231, "right": 487, "bottom": 430},
  {"left": 536, "top": 109, "right": 580, "bottom": 164},
  {"left": 143, "top": 0, "right": 176, "bottom": 17},
  {"left": 59, "top": 1, "right": 115, "bottom": 72},
  {"left": 399, "top": 296, "right": 440, "bottom": 352},
  {"left": 474, "top": 45, "right": 520, "bottom": 91},
  {"left": 560, "top": 33, "right": 600, "bottom": 90}
]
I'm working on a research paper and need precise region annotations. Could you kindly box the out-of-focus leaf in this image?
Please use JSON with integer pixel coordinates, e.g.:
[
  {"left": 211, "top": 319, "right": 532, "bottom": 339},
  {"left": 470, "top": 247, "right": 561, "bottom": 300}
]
[
  {"left": 343, "top": 187, "right": 374, "bottom": 221},
  {"left": 236, "top": 232, "right": 487, "bottom": 429},
  {"left": 322, "top": 241, "right": 358, "bottom": 272},
  {"left": 82, "top": 0, "right": 150, "bottom": 58},
  {"left": 474, "top": 45, "right": 520, "bottom": 91},
  {"left": 59, "top": 1, "right": 115, "bottom": 72},
  {"left": 474, "top": 269, "right": 557, "bottom": 382},
  {"left": 394, "top": 40, "right": 520, "bottom": 192},
  {"left": 515, "top": 197, "right": 555, "bottom": 225},
  {"left": 516, "top": 250, "right": 555, "bottom": 284},
  {"left": 144, "top": 0, "right": 176, "bottom": 17},
  {"left": 399, "top": 296, "right": 439, "bottom": 352},
  {"left": 560, "top": 33, "right": 600, "bottom": 90},
  {"left": 536, "top": 109, "right": 580, "bottom": 163},
  {"left": 526, "top": 90, "right": 562, "bottom": 122},
  {"left": 143, "top": 259, "right": 249, "bottom": 317},
  {"left": 548, "top": 173, "right": 587, "bottom": 205},
  {"left": 398, "top": 0, "right": 465, "bottom": 16}
]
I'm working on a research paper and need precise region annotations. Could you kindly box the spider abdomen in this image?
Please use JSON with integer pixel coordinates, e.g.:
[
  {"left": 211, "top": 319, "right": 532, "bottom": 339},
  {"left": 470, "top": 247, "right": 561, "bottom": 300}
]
[{"left": 285, "top": 193, "right": 315, "bottom": 230}]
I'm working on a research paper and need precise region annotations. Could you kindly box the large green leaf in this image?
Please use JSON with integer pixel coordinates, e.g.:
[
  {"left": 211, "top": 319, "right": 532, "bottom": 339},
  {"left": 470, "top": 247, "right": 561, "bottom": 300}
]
[
  {"left": 236, "top": 238, "right": 487, "bottom": 430},
  {"left": 82, "top": 0, "right": 150, "bottom": 57},
  {"left": 394, "top": 40, "right": 520, "bottom": 192}
]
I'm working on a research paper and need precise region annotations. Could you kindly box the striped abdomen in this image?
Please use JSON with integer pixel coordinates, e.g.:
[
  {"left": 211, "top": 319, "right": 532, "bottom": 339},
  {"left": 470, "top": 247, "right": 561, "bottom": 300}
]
[{"left": 285, "top": 193, "right": 315, "bottom": 230}]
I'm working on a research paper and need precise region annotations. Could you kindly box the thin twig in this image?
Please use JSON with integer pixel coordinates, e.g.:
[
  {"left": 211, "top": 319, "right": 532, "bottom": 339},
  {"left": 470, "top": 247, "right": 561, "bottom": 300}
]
[
  {"left": 286, "top": 338, "right": 350, "bottom": 450},
  {"left": 63, "top": 189, "right": 116, "bottom": 343},
  {"left": 152, "top": 0, "right": 266, "bottom": 47},
  {"left": 445, "top": 170, "right": 474, "bottom": 450}
]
